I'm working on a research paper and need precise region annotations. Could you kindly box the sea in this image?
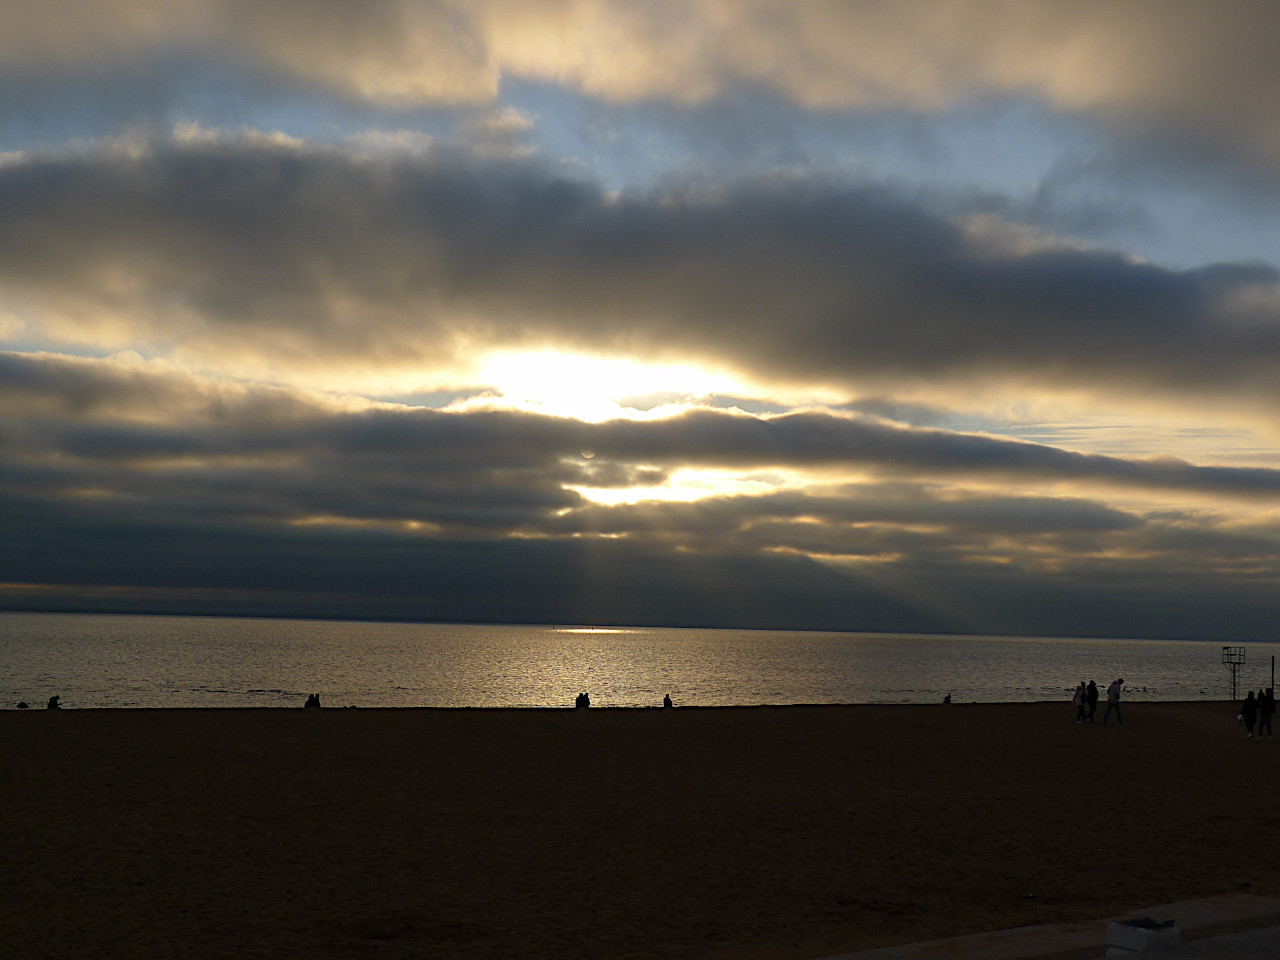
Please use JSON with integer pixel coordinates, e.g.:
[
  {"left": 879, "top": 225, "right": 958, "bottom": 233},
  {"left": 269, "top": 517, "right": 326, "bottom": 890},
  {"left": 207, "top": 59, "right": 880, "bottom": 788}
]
[{"left": 2, "top": 612, "right": 1271, "bottom": 709}]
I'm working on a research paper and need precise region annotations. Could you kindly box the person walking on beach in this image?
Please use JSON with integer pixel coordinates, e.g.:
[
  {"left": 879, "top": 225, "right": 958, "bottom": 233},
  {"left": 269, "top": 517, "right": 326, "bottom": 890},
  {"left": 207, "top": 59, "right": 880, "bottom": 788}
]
[
  {"left": 1102, "top": 678, "right": 1123, "bottom": 725},
  {"left": 1086, "top": 680, "right": 1099, "bottom": 722},
  {"left": 1241, "top": 690, "right": 1259, "bottom": 739},
  {"left": 1260, "top": 688, "right": 1275, "bottom": 739},
  {"left": 1073, "top": 682, "right": 1087, "bottom": 722}
]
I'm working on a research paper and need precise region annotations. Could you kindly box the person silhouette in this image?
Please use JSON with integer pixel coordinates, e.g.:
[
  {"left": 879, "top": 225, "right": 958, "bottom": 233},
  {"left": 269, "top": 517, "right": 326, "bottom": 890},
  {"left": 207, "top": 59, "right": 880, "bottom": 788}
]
[
  {"left": 1242, "top": 690, "right": 1259, "bottom": 739},
  {"left": 1073, "top": 682, "right": 1087, "bottom": 722},
  {"left": 47, "top": 695, "right": 61, "bottom": 710},
  {"left": 1102, "top": 678, "right": 1124, "bottom": 725},
  {"left": 1259, "top": 688, "right": 1275, "bottom": 739},
  {"left": 663, "top": 694, "right": 672, "bottom": 708},
  {"left": 1086, "top": 680, "right": 1099, "bottom": 722}
]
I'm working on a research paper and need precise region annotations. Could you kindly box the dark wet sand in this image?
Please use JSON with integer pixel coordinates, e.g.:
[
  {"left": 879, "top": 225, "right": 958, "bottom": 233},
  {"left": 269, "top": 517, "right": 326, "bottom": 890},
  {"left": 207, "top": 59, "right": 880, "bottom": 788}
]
[{"left": 3, "top": 702, "right": 1279, "bottom": 960}]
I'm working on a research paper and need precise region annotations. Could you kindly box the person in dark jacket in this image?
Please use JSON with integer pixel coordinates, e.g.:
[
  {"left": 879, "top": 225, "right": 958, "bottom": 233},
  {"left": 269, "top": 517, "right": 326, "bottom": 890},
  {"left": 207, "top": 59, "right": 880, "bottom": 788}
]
[
  {"left": 1260, "top": 688, "right": 1275, "bottom": 739},
  {"left": 1242, "top": 690, "right": 1259, "bottom": 740},
  {"left": 1085, "top": 680, "right": 1099, "bottom": 722}
]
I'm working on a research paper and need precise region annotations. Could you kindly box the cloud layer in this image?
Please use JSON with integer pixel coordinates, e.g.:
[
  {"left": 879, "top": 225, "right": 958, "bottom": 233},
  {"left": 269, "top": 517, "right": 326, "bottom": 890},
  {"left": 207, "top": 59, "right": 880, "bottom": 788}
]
[
  {"left": 6, "top": 351, "right": 1280, "bottom": 637},
  {"left": 5, "top": 132, "right": 1280, "bottom": 417},
  {"left": 5, "top": 5, "right": 1280, "bottom": 638},
  {"left": 9, "top": 1, "right": 1280, "bottom": 159}
]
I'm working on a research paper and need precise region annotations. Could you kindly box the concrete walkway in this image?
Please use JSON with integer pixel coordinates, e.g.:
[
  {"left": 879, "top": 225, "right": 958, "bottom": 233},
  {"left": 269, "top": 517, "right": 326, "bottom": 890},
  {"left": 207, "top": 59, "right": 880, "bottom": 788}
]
[
  {"left": 1142, "top": 924, "right": 1280, "bottom": 959},
  {"left": 816, "top": 893, "right": 1280, "bottom": 960}
]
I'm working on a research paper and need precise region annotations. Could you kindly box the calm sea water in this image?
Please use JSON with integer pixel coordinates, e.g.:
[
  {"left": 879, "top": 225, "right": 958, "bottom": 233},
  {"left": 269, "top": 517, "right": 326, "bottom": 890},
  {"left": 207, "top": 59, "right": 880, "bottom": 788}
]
[{"left": 0, "top": 612, "right": 1268, "bottom": 709}]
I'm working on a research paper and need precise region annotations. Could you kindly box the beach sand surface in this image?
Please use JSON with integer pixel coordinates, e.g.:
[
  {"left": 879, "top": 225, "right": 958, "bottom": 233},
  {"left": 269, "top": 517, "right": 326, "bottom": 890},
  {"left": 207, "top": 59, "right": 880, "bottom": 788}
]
[{"left": 3, "top": 702, "right": 1279, "bottom": 959}]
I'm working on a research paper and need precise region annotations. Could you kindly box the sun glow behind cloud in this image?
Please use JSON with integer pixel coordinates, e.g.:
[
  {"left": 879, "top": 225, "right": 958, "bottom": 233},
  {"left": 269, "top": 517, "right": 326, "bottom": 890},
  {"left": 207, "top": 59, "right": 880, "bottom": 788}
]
[
  {"left": 474, "top": 349, "right": 749, "bottom": 421},
  {"left": 569, "top": 467, "right": 789, "bottom": 505}
]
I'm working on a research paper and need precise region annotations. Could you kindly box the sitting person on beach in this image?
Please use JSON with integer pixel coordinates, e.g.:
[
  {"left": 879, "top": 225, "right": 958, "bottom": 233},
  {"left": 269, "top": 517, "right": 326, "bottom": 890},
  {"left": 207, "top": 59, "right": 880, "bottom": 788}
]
[
  {"left": 47, "top": 695, "right": 60, "bottom": 710},
  {"left": 663, "top": 694, "right": 672, "bottom": 708},
  {"left": 304, "top": 693, "right": 321, "bottom": 709}
]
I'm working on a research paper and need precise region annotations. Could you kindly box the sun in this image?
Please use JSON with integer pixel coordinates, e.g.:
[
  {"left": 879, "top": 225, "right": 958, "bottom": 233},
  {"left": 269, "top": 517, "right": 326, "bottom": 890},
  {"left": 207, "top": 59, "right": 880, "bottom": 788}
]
[{"left": 474, "top": 348, "right": 746, "bottom": 422}]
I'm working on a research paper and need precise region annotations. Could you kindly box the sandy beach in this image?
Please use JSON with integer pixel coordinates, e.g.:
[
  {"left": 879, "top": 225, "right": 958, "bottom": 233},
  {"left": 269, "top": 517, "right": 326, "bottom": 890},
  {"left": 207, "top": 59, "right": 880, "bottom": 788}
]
[{"left": 3, "top": 702, "right": 1279, "bottom": 959}]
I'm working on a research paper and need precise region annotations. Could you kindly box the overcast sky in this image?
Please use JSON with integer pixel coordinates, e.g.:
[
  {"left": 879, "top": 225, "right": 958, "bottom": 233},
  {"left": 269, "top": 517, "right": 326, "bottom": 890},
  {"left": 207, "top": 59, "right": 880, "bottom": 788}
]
[{"left": 6, "top": 1, "right": 1280, "bottom": 639}]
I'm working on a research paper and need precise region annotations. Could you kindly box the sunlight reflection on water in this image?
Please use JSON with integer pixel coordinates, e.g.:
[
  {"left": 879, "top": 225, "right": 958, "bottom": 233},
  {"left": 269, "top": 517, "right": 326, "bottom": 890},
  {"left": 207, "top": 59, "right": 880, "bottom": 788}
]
[{"left": 0, "top": 612, "right": 1259, "bottom": 709}]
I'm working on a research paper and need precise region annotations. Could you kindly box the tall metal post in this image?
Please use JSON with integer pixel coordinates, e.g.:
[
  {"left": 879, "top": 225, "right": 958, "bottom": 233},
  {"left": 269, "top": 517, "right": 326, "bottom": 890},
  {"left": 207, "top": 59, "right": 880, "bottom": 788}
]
[{"left": 1223, "top": 646, "right": 1246, "bottom": 701}]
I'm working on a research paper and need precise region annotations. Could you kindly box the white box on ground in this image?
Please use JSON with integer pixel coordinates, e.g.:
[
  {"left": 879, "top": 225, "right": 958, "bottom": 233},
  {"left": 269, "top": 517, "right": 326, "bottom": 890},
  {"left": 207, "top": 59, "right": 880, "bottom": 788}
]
[{"left": 1105, "top": 919, "right": 1181, "bottom": 955}]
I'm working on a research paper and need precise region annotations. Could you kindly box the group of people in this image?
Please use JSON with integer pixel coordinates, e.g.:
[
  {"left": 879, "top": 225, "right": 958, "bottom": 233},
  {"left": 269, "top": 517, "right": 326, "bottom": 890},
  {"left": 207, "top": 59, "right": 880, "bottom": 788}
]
[
  {"left": 1240, "top": 688, "right": 1276, "bottom": 739},
  {"left": 11, "top": 695, "right": 62, "bottom": 709},
  {"left": 303, "top": 693, "right": 322, "bottom": 709},
  {"left": 574, "top": 692, "right": 675, "bottom": 708},
  {"left": 1072, "top": 678, "right": 1125, "bottom": 725},
  {"left": 1072, "top": 680, "right": 1280, "bottom": 737}
]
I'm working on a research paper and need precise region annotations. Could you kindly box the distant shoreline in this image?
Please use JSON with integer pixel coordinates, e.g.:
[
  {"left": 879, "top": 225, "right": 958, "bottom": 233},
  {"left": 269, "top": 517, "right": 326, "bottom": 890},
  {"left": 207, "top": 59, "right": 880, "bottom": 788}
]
[
  {"left": 0, "top": 701, "right": 1239, "bottom": 716},
  {"left": 4, "top": 605, "right": 1266, "bottom": 644}
]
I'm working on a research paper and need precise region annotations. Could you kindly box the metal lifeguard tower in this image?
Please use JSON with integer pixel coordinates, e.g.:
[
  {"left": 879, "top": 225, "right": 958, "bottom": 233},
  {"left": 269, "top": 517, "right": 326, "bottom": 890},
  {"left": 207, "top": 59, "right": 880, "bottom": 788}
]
[{"left": 1222, "top": 646, "right": 1246, "bottom": 700}]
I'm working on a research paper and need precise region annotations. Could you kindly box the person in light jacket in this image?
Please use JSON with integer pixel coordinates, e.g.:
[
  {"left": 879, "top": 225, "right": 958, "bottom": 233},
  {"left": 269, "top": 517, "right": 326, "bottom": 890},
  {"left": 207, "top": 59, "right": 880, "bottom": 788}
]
[
  {"left": 1073, "top": 682, "right": 1087, "bottom": 722},
  {"left": 1102, "top": 678, "right": 1124, "bottom": 725}
]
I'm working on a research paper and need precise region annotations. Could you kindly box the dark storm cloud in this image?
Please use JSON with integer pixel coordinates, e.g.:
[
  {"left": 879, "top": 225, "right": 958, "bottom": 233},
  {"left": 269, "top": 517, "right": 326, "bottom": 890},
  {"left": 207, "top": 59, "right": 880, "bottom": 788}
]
[
  {"left": 6, "top": 470, "right": 1280, "bottom": 640},
  {"left": 588, "top": 411, "right": 1280, "bottom": 498},
  {"left": 8, "top": 353, "right": 1280, "bottom": 638},
  {"left": 5, "top": 136, "right": 1280, "bottom": 409},
  {"left": 0, "top": 503, "right": 956, "bottom": 634},
  {"left": 542, "top": 488, "right": 1145, "bottom": 559},
  {"left": 0, "top": 350, "right": 322, "bottom": 422}
]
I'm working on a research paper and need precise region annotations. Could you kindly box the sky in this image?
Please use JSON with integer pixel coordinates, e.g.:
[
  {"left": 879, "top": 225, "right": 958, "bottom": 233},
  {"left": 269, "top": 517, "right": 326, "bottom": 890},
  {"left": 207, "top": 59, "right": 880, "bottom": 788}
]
[{"left": 6, "top": 1, "right": 1280, "bottom": 639}]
